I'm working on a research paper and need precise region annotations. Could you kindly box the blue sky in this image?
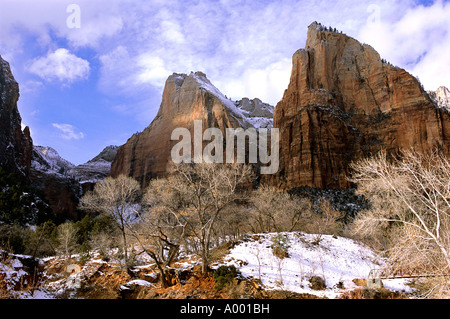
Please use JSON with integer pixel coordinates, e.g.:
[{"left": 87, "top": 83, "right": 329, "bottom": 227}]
[{"left": 1, "top": 0, "right": 449, "bottom": 165}]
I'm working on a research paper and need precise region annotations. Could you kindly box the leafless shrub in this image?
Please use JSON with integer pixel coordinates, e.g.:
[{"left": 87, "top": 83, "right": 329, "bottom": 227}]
[
  {"left": 249, "top": 185, "right": 312, "bottom": 233},
  {"left": 79, "top": 175, "right": 141, "bottom": 271},
  {"left": 349, "top": 150, "right": 450, "bottom": 297},
  {"left": 304, "top": 199, "right": 345, "bottom": 237},
  {"left": 143, "top": 163, "right": 253, "bottom": 275}
]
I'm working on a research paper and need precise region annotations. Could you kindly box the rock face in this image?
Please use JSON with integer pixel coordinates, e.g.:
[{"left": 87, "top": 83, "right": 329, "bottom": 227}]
[
  {"left": 0, "top": 55, "right": 33, "bottom": 180},
  {"left": 111, "top": 72, "right": 273, "bottom": 186},
  {"left": 268, "top": 22, "right": 450, "bottom": 189},
  {"left": 32, "top": 146, "right": 75, "bottom": 175},
  {"left": 31, "top": 145, "right": 119, "bottom": 220},
  {"left": 69, "top": 145, "right": 119, "bottom": 184},
  {"left": 31, "top": 146, "right": 81, "bottom": 220},
  {"left": 428, "top": 86, "right": 450, "bottom": 110}
]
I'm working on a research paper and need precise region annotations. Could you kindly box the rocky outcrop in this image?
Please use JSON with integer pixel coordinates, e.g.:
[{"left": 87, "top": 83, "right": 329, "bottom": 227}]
[
  {"left": 69, "top": 145, "right": 119, "bottom": 184},
  {"left": 31, "top": 145, "right": 119, "bottom": 220},
  {"left": 31, "top": 146, "right": 81, "bottom": 220},
  {"left": 111, "top": 72, "right": 273, "bottom": 186},
  {"left": 0, "top": 55, "right": 33, "bottom": 180},
  {"left": 267, "top": 22, "right": 450, "bottom": 189},
  {"left": 428, "top": 86, "right": 450, "bottom": 110}
]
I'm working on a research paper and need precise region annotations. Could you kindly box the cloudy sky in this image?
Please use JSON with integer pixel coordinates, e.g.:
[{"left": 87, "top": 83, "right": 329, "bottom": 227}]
[{"left": 0, "top": 0, "right": 449, "bottom": 165}]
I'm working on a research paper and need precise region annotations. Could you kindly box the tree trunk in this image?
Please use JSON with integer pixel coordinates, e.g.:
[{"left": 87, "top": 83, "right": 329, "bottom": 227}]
[
  {"left": 201, "top": 245, "right": 209, "bottom": 274},
  {"left": 119, "top": 215, "right": 129, "bottom": 271}
]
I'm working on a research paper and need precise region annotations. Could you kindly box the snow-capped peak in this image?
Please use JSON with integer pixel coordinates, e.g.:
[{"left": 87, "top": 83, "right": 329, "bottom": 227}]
[
  {"left": 190, "top": 71, "right": 274, "bottom": 129},
  {"left": 32, "top": 146, "right": 75, "bottom": 175}
]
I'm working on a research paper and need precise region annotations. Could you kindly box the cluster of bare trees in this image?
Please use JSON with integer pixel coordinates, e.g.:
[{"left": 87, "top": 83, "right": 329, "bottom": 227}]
[
  {"left": 74, "top": 149, "right": 450, "bottom": 297},
  {"left": 77, "top": 162, "right": 346, "bottom": 288},
  {"left": 79, "top": 163, "right": 255, "bottom": 286},
  {"left": 350, "top": 150, "right": 450, "bottom": 297}
]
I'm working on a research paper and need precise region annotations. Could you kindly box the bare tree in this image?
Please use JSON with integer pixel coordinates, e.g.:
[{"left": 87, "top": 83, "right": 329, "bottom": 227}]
[
  {"left": 305, "top": 199, "right": 345, "bottom": 237},
  {"left": 144, "top": 163, "right": 253, "bottom": 274},
  {"left": 127, "top": 199, "right": 183, "bottom": 288},
  {"left": 78, "top": 175, "right": 141, "bottom": 271},
  {"left": 57, "top": 222, "right": 78, "bottom": 259},
  {"left": 350, "top": 150, "right": 450, "bottom": 275},
  {"left": 250, "top": 185, "right": 312, "bottom": 233}
]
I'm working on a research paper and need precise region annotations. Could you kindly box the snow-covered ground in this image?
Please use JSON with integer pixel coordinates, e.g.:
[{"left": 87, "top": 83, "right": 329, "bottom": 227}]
[
  {"left": 1, "top": 232, "right": 416, "bottom": 299},
  {"left": 220, "top": 232, "right": 415, "bottom": 298}
]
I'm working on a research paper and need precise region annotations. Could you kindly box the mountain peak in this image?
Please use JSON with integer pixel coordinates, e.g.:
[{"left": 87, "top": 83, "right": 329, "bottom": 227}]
[
  {"left": 112, "top": 70, "right": 274, "bottom": 185},
  {"left": 268, "top": 20, "right": 450, "bottom": 190},
  {"left": 428, "top": 86, "right": 450, "bottom": 110},
  {"left": 88, "top": 145, "right": 119, "bottom": 163}
]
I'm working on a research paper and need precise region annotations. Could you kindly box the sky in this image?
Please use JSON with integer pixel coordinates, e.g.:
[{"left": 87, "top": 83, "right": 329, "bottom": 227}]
[{"left": 0, "top": 0, "right": 449, "bottom": 165}]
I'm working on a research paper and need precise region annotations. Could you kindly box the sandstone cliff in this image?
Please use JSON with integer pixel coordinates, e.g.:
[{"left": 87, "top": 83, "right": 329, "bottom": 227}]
[
  {"left": 0, "top": 55, "right": 33, "bottom": 180},
  {"left": 268, "top": 21, "right": 450, "bottom": 189},
  {"left": 111, "top": 72, "right": 274, "bottom": 186}
]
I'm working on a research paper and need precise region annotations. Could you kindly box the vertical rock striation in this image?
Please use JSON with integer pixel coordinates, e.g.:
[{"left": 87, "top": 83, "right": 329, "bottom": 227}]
[{"left": 268, "top": 22, "right": 450, "bottom": 189}]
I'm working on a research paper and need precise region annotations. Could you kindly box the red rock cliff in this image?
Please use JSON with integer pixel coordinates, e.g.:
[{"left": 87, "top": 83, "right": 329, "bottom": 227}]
[
  {"left": 268, "top": 22, "right": 450, "bottom": 189},
  {"left": 110, "top": 72, "right": 273, "bottom": 186}
]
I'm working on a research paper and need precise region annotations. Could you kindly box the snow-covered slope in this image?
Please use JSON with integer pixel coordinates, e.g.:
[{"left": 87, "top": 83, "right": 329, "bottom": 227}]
[
  {"left": 428, "top": 86, "right": 450, "bottom": 110},
  {"left": 32, "top": 146, "right": 75, "bottom": 176},
  {"left": 69, "top": 146, "right": 119, "bottom": 183},
  {"left": 220, "top": 232, "right": 414, "bottom": 298},
  {"left": 1, "top": 232, "right": 416, "bottom": 299},
  {"left": 192, "top": 72, "right": 274, "bottom": 129},
  {"left": 32, "top": 145, "right": 118, "bottom": 184}
]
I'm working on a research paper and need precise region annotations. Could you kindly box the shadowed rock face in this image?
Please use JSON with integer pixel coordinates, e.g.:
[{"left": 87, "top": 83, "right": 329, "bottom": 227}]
[
  {"left": 0, "top": 55, "right": 33, "bottom": 181},
  {"left": 30, "top": 145, "right": 120, "bottom": 220},
  {"left": 267, "top": 22, "right": 450, "bottom": 189},
  {"left": 111, "top": 71, "right": 273, "bottom": 187}
]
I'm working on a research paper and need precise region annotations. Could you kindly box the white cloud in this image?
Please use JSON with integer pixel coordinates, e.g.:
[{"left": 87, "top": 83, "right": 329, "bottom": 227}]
[
  {"left": 63, "top": 15, "right": 124, "bottom": 48},
  {"left": 28, "top": 49, "right": 90, "bottom": 84},
  {"left": 216, "top": 59, "right": 292, "bottom": 106},
  {"left": 159, "top": 20, "right": 186, "bottom": 44},
  {"left": 52, "top": 123, "right": 85, "bottom": 140},
  {"left": 4, "top": 0, "right": 450, "bottom": 112},
  {"left": 0, "top": 0, "right": 124, "bottom": 53},
  {"left": 358, "top": 0, "right": 450, "bottom": 91},
  {"left": 136, "top": 54, "right": 172, "bottom": 88},
  {"left": 98, "top": 45, "right": 132, "bottom": 94},
  {"left": 20, "top": 80, "right": 44, "bottom": 94}
]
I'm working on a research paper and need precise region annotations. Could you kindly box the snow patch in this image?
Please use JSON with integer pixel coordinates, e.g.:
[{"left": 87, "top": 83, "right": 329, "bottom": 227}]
[
  {"left": 220, "top": 232, "right": 414, "bottom": 298},
  {"left": 191, "top": 72, "right": 274, "bottom": 129}
]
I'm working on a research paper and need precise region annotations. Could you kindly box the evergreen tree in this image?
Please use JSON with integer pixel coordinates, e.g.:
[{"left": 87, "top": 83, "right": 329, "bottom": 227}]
[{"left": 0, "top": 167, "right": 55, "bottom": 226}]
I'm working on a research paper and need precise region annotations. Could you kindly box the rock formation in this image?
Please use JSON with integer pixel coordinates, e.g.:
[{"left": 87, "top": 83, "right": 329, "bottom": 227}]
[
  {"left": 0, "top": 55, "right": 33, "bottom": 181},
  {"left": 267, "top": 21, "right": 450, "bottom": 189},
  {"left": 69, "top": 145, "right": 119, "bottom": 184},
  {"left": 428, "top": 86, "right": 450, "bottom": 110},
  {"left": 31, "top": 145, "right": 119, "bottom": 220},
  {"left": 111, "top": 72, "right": 274, "bottom": 186}
]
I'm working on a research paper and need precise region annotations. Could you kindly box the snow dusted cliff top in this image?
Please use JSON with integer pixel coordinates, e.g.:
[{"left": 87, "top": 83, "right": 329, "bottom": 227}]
[
  {"left": 428, "top": 86, "right": 450, "bottom": 110},
  {"left": 177, "top": 71, "right": 274, "bottom": 129},
  {"left": 32, "top": 145, "right": 118, "bottom": 183}
]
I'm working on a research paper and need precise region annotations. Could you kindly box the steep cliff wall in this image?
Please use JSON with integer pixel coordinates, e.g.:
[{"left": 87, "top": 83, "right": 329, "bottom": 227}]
[
  {"left": 268, "top": 22, "right": 450, "bottom": 189},
  {"left": 0, "top": 56, "right": 33, "bottom": 180},
  {"left": 111, "top": 72, "right": 273, "bottom": 186}
]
